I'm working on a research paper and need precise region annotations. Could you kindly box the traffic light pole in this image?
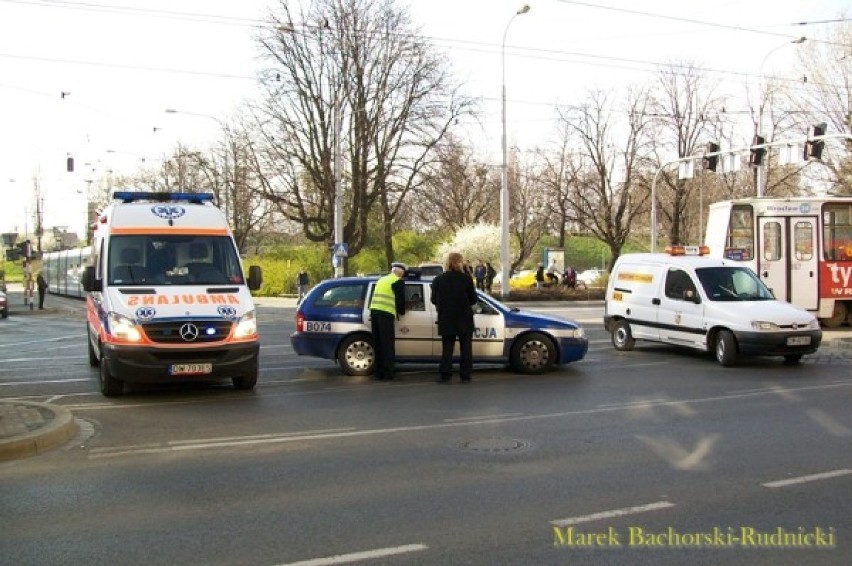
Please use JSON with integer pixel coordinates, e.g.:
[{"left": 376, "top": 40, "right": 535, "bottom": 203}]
[{"left": 649, "top": 133, "right": 851, "bottom": 252}]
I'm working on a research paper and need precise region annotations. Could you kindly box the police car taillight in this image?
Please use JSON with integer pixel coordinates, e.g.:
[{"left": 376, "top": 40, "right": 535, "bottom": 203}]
[
  {"left": 296, "top": 311, "right": 304, "bottom": 332},
  {"left": 665, "top": 245, "right": 710, "bottom": 256}
]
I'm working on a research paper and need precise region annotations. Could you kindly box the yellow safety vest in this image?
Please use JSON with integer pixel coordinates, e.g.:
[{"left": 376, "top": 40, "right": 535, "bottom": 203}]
[{"left": 369, "top": 273, "right": 399, "bottom": 316}]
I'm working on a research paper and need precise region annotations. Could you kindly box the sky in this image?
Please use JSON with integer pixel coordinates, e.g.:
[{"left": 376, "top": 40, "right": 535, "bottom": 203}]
[{"left": 0, "top": 0, "right": 848, "bottom": 241}]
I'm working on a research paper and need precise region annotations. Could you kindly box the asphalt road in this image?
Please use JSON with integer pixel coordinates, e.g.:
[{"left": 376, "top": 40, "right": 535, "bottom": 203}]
[{"left": 1, "top": 295, "right": 850, "bottom": 565}]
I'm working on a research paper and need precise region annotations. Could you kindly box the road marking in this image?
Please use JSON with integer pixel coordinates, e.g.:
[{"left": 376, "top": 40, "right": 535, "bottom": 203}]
[
  {"left": 81, "top": 380, "right": 852, "bottom": 457},
  {"left": 761, "top": 469, "right": 852, "bottom": 489},
  {"left": 274, "top": 544, "right": 428, "bottom": 566},
  {"left": 0, "top": 378, "right": 91, "bottom": 386},
  {"left": 444, "top": 412, "right": 524, "bottom": 422},
  {"left": 551, "top": 501, "right": 675, "bottom": 527}
]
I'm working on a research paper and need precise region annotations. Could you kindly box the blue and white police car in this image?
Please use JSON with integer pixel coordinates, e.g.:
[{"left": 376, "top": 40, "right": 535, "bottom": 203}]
[{"left": 291, "top": 273, "right": 589, "bottom": 376}]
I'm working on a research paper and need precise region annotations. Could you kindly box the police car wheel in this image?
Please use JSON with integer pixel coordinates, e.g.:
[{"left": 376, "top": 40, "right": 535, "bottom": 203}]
[
  {"left": 611, "top": 320, "right": 635, "bottom": 351},
  {"left": 338, "top": 334, "right": 375, "bottom": 376},
  {"left": 99, "top": 353, "right": 124, "bottom": 397},
  {"left": 510, "top": 332, "right": 555, "bottom": 374},
  {"left": 714, "top": 330, "right": 737, "bottom": 367}
]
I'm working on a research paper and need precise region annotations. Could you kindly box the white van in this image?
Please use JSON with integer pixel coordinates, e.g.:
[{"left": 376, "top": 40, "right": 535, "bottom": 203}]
[
  {"left": 82, "top": 192, "right": 263, "bottom": 396},
  {"left": 603, "top": 246, "right": 822, "bottom": 366}
]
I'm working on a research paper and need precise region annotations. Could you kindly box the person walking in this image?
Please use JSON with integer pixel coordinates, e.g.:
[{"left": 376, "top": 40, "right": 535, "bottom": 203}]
[
  {"left": 485, "top": 261, "right": 496, "bottom": 294},
  {"left": 535, "top": 263, "right": 545, "bottom": 289},
  {"left": 368, "top": 262, "right": 407, "bottom": 381},
  {"left": 431, "top": 252, "right": 477, "bottom": 383},
  {"left": 36, "top": 271, "right": 48, "bottom": 310},
  {"left": 474, "top": 259, "right": 486, "bottom": 291},
  {"left": 296, "top": 268, "right": 310, "bottom": 303}
]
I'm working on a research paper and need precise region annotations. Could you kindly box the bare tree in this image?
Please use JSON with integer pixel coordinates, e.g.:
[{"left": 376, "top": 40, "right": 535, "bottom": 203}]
[
  {"left": 557, "top": 87, "right": 654, "bottom": 270},
  {"left": 650, "top": 62, "right": 726, "bottom": 245},
  {"left": 534, "top": 128, "right": 581, "bottom": 248},
  {"left": 413, "top": 134, "right": 496, "bottom": 231},
  {"left": 254, "top": 0, "right": 473, "bottom": 269}
]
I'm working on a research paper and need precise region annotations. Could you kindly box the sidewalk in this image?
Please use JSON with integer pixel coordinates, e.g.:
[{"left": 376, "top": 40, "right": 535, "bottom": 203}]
[{"left": 0, "top": 401, "right": 78, "bottom": 462}]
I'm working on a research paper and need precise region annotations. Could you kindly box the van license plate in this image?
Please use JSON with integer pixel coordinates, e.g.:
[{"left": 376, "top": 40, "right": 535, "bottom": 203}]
[
  {"left": 170, "top": 363, "right": 213, "bottom": 376},
  {"left": 786, "top": 336, "right": 810, "bottom": 346}
]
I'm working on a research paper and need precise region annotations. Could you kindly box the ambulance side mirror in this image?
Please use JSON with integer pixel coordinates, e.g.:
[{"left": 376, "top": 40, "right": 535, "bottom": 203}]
[
  {"left": 81, "top": 265, "right": 101, "bottom": 292},
  {"left": 247, "top": 265, "right": 263, "bottom": 291}
]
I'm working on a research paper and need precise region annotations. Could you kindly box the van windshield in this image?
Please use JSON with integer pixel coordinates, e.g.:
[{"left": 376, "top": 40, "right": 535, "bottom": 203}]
[
  {"left": 108, "top": 235, "right": 244, "bottom": 286},
  {"left": 695, "top": 267, "right": 774, "bottom": 302}
]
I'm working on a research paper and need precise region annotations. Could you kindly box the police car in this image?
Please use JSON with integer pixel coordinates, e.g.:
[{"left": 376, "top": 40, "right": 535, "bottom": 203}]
[{"left": 290, "top": 272, "right": 589, "bottom": 376}]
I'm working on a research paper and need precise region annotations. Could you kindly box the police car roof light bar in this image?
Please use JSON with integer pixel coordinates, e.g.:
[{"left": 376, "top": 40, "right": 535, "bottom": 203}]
[{"left": 112, "top": 191, "right": 215, "bottom": 204}]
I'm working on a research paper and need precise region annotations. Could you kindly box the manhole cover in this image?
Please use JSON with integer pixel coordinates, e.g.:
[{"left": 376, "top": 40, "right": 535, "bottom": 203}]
[{"left": 457, "top": 437, "right": 529, "bottom": 453}]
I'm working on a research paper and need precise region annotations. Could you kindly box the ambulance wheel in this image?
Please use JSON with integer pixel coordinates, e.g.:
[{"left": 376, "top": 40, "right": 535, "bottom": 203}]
[
  {"left": 510, "top": 332, "right": 555, "bottom": 374},
  {"left": 611, "top": 320, "right": 635, "bottom": 351},
  {"left": 232, "top": 363, "right": 258, "bottom": 390},
  {"left": 338, "top": 334, "right": 375, "bottom": 377},
  {"left": 821, "top": 302, "right": 847, "bottom": 328},
  {"left": 87, "top": 336, "right": 99, "bottom": 367},
  {"left": 99, "top": 353, "right": 124, "bottom": 397},
  {"left": 714, "top": 330, "right": 737, "bottom": 367}
]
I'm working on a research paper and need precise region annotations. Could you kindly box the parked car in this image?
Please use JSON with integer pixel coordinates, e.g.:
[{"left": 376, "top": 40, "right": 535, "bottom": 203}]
[
  {"left": 291, "top": 272, "right": 589, "bottom": 376},
  {"left": 0, "top": 289, "right": 7, "bottom": 318}
]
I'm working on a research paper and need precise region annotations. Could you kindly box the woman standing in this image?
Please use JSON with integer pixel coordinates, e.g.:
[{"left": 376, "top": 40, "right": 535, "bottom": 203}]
[{"left": 430, "top": 252, "right": 478, "bottom": 383}]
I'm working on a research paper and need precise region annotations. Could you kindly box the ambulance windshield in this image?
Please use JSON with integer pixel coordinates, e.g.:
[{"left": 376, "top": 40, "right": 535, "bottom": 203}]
[
  {"left": 108, "top": 235, "right": 244, "bottom": 286},
  {"left": 695, "top": 267, "right": 774, "bottom": 302}
]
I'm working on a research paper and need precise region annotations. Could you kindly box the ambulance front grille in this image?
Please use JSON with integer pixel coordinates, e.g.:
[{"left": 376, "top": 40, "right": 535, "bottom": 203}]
[{"left": 141, "top": 319, "right": 233, "bottom": 343}]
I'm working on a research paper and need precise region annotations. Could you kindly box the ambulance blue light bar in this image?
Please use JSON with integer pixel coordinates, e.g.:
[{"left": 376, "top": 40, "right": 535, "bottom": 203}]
[{"left": 112, "top": 191, "right": 214, "bottom": 204}]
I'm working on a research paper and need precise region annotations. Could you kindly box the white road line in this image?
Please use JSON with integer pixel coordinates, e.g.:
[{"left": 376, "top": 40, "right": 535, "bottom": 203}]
[
  {"left": 275, "top": 544, "right": 428, "bottom": 566},
  {"left": 551, "top": 501, "right": 675, "bottom": 527},
  {"left": 761, "top": 469, "right": 852, "bottom": 489},
  {"left": 444, "top": 412, "right": 524, "bottom": 422},
  {"left": 0, "top": 378, "right": 91, "bottom": 386}
]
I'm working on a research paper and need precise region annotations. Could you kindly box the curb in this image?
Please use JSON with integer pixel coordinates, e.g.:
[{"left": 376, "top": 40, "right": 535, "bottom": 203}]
[{"left": 0, "top": 401, "right": 78, "bottom": 461}]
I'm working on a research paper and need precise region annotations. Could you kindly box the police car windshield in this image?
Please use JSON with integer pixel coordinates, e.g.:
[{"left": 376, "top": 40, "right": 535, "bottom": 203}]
[
  {"left": 696, "top": 267, "right": 774, "bottom": 301},
  {"left": 108, "top": 235, "right": 244, "bottom": 286}
]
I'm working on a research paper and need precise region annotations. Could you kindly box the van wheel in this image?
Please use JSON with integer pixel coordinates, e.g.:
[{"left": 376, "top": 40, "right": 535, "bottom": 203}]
[
  {"left": 88, "top": 335, "right": 100, "bottom": 367},
  {"left": 338, "top": 334, "right": 375, "bottom": 376},
  {"left": 611, "top": 320, "right": 635, "bottom": 351},
  {"left": 714, "top": 330, "right": 737, "bottom": 367},
  {"left": 783, "top": 354, "right": 802, "bottom": 365},
  {"left": 510, "top": 332, "right": 555, "bottom": 374},
  {"left": 99, "top": 354, "right": 124, "bottom": 397},
  {"left": 821, "top": 302, "right": 847, "bottom": 328}
]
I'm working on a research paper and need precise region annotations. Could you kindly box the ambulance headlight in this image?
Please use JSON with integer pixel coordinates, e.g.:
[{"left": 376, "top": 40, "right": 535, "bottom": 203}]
[
  {"left": 750, "top": 321, "right": 779, "bottom": 331},
  {"left": 234, "top": 309, "right": 258, "bottom": 339},
  {"left": 108, "top": 312, "right": 142, "bottom": 342}
]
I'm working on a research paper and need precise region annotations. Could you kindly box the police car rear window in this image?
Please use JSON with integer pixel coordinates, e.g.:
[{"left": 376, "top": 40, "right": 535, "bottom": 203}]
[{"left": 314, "top": 284, "right": 367, "bottom": 308}]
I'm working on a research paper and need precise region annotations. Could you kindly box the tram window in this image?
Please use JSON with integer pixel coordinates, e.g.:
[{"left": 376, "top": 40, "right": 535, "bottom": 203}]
[
  {"left": 794, "top": 222, "right": 813, "bottom": 261},
  {"left": 727, "top": 205, "right": 754, "bottom": 260},
  {"left": 763, "top": 222, "right": 782, "bottom": 261},
  {"left": 822, "top": 204, "right": 852, "bottom": 260}
]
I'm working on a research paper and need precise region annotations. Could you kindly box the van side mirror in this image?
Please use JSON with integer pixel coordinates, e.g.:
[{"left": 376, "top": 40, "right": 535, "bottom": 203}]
[
  {"left": 81, "top": 265, "right": 101, "bottom": 292},
  {"left": 684, "top": 289, "right": 700, "bottom": 304},
  {"left": 247, "top": 265, "right": 262, "bottom": 291}
]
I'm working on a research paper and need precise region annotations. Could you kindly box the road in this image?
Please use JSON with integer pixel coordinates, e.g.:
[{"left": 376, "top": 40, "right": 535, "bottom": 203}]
[{"left": 1, "top": 295, "right": 850, "bottom": 565}]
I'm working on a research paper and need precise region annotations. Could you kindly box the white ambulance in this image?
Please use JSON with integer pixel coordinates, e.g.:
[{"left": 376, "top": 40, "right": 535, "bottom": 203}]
[
  {"left": 82, "top": 192, "right": 263, "bottom": 396},
  {"left": 603, "top": 246, "right": 822, "bottom": 366}
]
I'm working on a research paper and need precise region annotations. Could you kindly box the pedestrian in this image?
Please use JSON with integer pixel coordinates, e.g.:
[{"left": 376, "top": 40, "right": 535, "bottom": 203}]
[
  {"left": 562, "top": 265, "right": 577, "bottom": 289},
  {"left": 535, "top": 262, "right": 545, "bottom": 289},
  {"left": 474, "top": 259, "right": 486, "bottom": 291},
  {"left": 431, "top": 252, "right": 477, "bottom": 383},
  {"left": 297, "top": 267, "right": 310, "bottom": 303},
  {"left": 546, "top": 258, "right": 559, "bottom": 285},
  {"left": 368, "top": 262, "right": 407, "bottom": 381},
  {"left": 23, "top": 258, "right": 33, "bottom": 308},
  {"left": 36, "top": 271, "right": 48, "bottom": 310},
  {"left": 485, "top": 261, "right": 496, "bottom": 294}
]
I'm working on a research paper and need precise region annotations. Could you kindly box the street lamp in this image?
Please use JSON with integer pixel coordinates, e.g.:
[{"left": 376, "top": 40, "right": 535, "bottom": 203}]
[
  {"left": 755, "top": 36, "right": 806, "bottom": 197},
  {"left": 500, "top": 3, "right": 530, "bottom": 298}
]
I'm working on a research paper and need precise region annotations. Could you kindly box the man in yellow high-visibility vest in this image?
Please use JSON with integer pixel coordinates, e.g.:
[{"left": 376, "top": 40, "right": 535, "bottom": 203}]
[{"left": 368, "top": 262, "right": 407, "bottom": 380}]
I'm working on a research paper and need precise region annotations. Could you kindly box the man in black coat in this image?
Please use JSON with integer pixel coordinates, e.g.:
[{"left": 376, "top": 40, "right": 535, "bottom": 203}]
[{"left": 430, "top": 252, "right": 478, "bottom": 383}]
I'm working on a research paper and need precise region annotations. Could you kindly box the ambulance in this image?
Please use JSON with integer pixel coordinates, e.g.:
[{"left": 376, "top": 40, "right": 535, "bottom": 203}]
[
  {"left": 603, "top": 246, "right": 822, "bottom": 366},
  {"left": 81, "top": 192, "right": 263, "bottom": 396}
]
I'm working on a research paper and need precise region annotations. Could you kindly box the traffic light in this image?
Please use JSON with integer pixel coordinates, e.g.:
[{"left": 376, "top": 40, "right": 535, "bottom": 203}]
[
  {"left": 803, "top": 123, "right": 826, "bottom": 161},
  {"left": 702, "top": 142, "right": 720, "bottom": 172},
  {"left": 749, "top": 135, "right": 766, "bottom": 166}
]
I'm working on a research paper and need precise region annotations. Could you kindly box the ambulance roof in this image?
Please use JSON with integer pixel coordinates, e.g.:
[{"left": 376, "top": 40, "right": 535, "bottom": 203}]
[{"left": 98, "top": 192, "right": 229, "bottom": 233}]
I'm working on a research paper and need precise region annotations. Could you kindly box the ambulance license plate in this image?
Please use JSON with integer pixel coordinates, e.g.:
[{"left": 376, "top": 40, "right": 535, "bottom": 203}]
[
  {"left": 170, "top": 363, "right": 213, "bottom": 376},
  {"left": 786, "top": 336, "right": 810, "bottom": 346}
]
